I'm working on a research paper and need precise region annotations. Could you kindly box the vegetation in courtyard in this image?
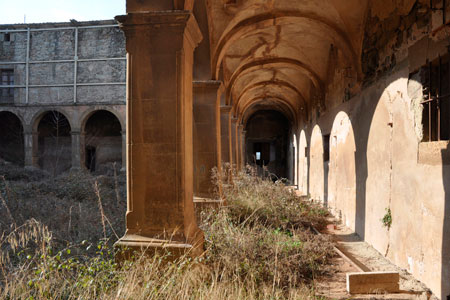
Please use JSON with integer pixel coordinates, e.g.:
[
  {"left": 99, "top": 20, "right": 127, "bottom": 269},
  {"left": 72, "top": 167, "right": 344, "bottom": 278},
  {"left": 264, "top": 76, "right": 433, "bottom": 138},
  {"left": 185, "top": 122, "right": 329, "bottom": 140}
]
[{"left": 0, "top": 161, "right": 332, "bottom": 299}]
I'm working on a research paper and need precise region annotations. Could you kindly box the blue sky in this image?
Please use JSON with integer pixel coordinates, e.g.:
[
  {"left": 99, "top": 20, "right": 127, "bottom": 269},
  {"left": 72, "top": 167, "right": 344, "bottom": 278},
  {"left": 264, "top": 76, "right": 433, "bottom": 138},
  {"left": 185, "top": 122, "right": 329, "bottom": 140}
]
[{"left": 1, "top": 0, "right": 126, "bottom": 24}]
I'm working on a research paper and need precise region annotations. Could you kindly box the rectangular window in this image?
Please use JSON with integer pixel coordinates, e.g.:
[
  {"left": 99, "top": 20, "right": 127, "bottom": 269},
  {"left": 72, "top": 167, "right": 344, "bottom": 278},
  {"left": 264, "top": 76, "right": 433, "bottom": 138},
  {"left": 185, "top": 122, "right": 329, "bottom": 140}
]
[
  {"left": 421, "top": 54, "right": 450, "bottom": 141},
  {"left": 0, "top": 69, "right": 14, "bottom": 103},
  {"left": 256, "top": 152, "right": 261, "bottom": 160},
  {"left": 4, "top": 33, "right": 10, "bottom": 42}
]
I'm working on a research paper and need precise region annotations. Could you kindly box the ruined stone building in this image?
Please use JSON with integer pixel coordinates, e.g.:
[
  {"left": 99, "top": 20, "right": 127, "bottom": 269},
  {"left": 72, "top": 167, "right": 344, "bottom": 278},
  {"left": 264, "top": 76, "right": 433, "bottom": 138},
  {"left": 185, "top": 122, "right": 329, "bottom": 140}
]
[
  {"left": 0, "top": 20, "right": 126, "bottom": 175},
  {"left": 110, "top": 0, "right": 450, "bottom": 298}
]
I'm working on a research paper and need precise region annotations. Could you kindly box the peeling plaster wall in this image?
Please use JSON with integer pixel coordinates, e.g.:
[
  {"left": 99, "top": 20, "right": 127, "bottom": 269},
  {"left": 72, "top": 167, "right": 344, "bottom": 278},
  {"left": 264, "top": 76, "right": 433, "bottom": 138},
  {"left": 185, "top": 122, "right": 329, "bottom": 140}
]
[
  {"left": 301, "top": 1, "right": 450, "bottom": 297},
  {"left": 308, "top": 64, "right": 448, "bottom": 298}
]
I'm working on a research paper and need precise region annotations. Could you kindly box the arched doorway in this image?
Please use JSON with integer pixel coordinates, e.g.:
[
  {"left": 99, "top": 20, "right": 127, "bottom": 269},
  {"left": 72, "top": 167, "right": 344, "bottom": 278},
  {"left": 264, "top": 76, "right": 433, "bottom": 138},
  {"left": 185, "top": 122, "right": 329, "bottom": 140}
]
[
  {"left": 0, "top": 111, "right": 24, "bottom": 166},
  {"left": 245, "top": 110, "right": 290, "bottom": 180},
  {"left": 37, "top": 111, "right": 72, "bottom": 176},
  {"left": 83, "top": 110, "right": 122, "bottom": 173},
  {"left": 298, "top": 130, "right": 308, "bottom": 196},
  {"left": 309, "top": 125, "right": 324, "bottom": 202},
  {"left": 328, "top": 112, "right": 356, "bottom": 230}
]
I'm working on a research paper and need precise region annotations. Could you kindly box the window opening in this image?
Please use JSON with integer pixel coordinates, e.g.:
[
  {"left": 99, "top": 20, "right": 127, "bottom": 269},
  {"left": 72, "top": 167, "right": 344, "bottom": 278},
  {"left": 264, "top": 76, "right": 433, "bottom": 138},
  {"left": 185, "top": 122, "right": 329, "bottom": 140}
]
[
  {"left": 256, "top": 152, "right": 261, "bottom": 160},
  {"left": 421, "top": 53, "right": 450, "bottom": 141},
  {"left": 4, "top": 33, "right": 10, "bottom": 42},
  {"left": 0, "top": 69, "right": 14, "bottom": 103}
]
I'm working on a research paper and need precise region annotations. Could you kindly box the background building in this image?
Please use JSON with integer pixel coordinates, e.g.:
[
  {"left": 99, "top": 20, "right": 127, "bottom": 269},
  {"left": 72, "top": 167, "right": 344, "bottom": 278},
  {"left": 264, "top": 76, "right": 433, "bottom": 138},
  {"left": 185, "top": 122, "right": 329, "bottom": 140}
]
[{"left": 0, "top": 19, "right": 126, "bottom": 175}]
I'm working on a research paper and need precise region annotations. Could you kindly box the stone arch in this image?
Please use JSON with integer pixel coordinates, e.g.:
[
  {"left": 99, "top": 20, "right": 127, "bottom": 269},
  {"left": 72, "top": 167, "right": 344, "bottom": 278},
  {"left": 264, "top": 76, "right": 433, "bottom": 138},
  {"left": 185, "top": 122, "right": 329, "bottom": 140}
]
[
  {"left": 80, "top": 107, "right": 124, "bottom": 134},
  {"left": 0, "top": 111, "right": 24, "bottom": 166},
  {"left": 227, "top": 57, "right": 323, "bottom": 105},
  {"left": 328, "top": 111, "right": 356, "bottom": 231},
  {"left": 212, "top": 12, "right": 360, "bottom": 81},
  {"left": 298, "top": 130, "right": 308, "bottom": 196},
  {"left": 31, "top": 108, "right": 73, "bottom": 133},
  {"left": 36, "top": 110, "right": 72, "bottom": 176},
  {"left": 239, "top": 96, "right": 297, "bottom": 126},
  {"left": 82, "top": 110, "right": 123, "bottom": 173},
  {"left": 233, "top": 79, "right": 308, "bottom": 118},
  {"left": 309, "top": 124, "right": 324, "bottom": 202}
]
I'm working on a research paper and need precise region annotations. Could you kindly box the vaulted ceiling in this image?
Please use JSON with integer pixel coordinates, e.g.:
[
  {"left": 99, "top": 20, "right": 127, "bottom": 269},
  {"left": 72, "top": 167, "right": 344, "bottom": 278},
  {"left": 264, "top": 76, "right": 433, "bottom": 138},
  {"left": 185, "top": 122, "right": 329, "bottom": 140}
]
[{"left": 202, "top": 0, "right": 369, "bottom": 126}]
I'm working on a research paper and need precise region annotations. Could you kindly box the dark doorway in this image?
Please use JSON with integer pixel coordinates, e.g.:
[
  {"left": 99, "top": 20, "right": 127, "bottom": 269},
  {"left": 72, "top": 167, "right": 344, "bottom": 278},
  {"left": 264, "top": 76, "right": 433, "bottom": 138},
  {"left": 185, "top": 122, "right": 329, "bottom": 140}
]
[
  {"left": 84, "top": 110, "right": 122, "bottom": 173},
  {"left": 245, "top": 110, "right": 290, "bottom": 180},
  {"left": 85, "top": 146, "right": 96, "bottom": 172},
  {"left": 0, "top": 111, "right": 24, "bottom": 165}
]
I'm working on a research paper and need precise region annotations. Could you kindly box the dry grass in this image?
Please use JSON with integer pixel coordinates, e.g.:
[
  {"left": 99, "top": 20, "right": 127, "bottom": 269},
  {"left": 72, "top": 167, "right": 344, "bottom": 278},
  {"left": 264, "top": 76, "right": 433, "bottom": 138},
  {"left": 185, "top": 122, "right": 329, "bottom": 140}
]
[{"left": 0, "top": 162, "right": 333, "bottom": 299}]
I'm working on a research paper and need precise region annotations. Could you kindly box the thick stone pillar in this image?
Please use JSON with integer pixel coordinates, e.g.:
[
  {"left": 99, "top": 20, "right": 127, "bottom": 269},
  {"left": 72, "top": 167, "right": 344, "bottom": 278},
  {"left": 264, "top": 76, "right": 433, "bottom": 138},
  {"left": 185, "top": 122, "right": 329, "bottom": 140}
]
[
  {"left": 24, "top": 128, "right": 38, "bottom": 168},
  {"left": 121, "top": 130, "right": 126, "bottom": 172},
  {"left": 71, "top": 130, "right": 82, "bottom": 170},
  {"left": 193, "top": 80, "right": 221, "bottom": 199},
  {"left": 237, "top": 124, "right": 243, "bottom": 170},
  {"left": 231, "top": 117, "right": 238, "bottom": 167},
  {"left": 220, "top": 106, "right": 231, "bottom": 165},
  {"left": 115, "top": 11, "right": 203, "bottom": 255},
  {"left": 240, "top": 129, "right": 246, "bottom": 169}
]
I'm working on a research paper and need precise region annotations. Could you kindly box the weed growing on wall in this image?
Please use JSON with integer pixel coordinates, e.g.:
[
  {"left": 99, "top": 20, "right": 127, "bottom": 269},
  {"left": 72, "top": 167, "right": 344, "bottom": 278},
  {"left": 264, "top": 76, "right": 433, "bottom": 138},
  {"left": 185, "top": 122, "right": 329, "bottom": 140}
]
[{"left": 381, "top": 207, "right": 392, "bottom": 229}]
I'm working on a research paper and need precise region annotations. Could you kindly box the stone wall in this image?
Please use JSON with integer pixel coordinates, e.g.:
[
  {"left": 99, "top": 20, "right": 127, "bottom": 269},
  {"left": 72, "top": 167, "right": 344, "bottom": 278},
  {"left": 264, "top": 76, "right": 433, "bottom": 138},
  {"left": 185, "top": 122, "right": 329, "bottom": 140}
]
[
  {"left": 301, "top": 2, "right": 450, "bottom": 297},
  {"left": 0, "top": 20, "right": 126, "bottom": 174},
  {"left": 0, "top": 20, "right": 126, "bottom": 105}
]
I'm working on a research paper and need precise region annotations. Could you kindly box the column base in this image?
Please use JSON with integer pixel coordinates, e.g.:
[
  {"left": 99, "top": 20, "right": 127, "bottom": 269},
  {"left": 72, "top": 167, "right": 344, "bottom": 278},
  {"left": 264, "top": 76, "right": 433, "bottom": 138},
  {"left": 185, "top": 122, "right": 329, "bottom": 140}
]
[
  {"left": 24, "top": 165, "right": 38, "bottom": 171},
  {"left": 193, "top": 196, "right": 226, "bottom": 224},
  {"left": 115, "top": 233, "right": 203, "bottom": 261}
]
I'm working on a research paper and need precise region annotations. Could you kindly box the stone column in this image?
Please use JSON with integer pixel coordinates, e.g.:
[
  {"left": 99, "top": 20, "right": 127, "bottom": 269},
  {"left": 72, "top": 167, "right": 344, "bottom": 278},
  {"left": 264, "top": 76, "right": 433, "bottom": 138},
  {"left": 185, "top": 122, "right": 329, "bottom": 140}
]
[
  {"left": 115, "top": 11, "right": 203, "bottom": 255},
  {"left": 193, "top": 80, "right": 221, "bottom": 199},
  {"left": 71, "top": 130, "right": 82, "bottom": 170},
  {"left": 121, "top": 130, "right": 126, "bottom": 172},
  {"left": 220, "top": 106, "right": 231, "bottom": 165},
  {"left": 240, "top": 129, "right": 246, "bottom": 169},
  {"left": 237, "top": 124, "right": 243, "bottom": 170},
  {"left": 231, "top": 117, "right": 238, "bottom": 168},
  {"left": 24, "top": 128, "right": 38, "bottom": 168}
]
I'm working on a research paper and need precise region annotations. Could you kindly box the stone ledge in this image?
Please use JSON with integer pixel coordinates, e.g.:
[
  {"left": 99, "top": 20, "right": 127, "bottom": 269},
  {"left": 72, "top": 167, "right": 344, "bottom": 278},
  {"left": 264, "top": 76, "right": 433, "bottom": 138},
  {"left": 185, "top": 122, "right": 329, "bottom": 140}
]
[
  {"left": 115, "top": 234, "right": 202, "bottom": 261},
  {"left": 346, "top": 271, "right": 400, "bottom": 294},
  {"left": 418, "top": 141, "right": 450, "bottom": 165}
]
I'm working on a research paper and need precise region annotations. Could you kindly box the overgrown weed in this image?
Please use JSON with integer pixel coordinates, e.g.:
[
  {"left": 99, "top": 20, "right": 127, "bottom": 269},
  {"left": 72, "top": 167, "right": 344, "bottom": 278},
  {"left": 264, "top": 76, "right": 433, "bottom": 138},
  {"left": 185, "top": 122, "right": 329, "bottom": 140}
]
[{"left": 0, "top": 162, "right": 332, "bottom": 299}]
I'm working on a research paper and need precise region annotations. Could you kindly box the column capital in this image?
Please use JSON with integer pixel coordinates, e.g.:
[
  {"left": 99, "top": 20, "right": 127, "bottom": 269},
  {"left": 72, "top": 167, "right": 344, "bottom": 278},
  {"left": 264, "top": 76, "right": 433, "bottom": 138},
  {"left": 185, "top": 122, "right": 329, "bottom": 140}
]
[
  {"left": 193, "top": 80, "right": 222, "bottom": 91},
  {"left": 220, "top": 105, "right": 232, "bottom": 113},
  {"left": 115, "top": 11, "right": 202, "bottom": 48},
  {"left": 231, "top": 117, "right": 238, "bottom": 124}
]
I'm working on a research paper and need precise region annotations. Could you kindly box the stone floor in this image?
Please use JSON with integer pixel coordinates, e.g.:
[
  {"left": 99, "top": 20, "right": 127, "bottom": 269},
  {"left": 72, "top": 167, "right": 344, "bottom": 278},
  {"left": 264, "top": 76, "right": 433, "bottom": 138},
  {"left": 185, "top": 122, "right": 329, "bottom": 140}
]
[{"left": 315, "top": 219, "right": 437, "bottom": 300}]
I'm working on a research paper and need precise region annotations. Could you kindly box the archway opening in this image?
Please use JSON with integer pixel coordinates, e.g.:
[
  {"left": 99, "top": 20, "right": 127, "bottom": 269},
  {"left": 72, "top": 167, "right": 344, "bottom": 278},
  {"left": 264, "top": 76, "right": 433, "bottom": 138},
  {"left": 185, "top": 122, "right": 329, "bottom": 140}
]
[
  {"left": 298, "top": 130, "right": 308, "bottom": 195},
  {"left": 309, "top": 125, "right": 325, "bottom": 203},
  {"left": 0, "top": 111, "right": 24, "bottom": 166},
  {"left": 328, "top": 112, "right": 356, "bottom": 231},
  {"left": 245, "top": 110, "right": 290, "bottom": 181},
  {"left": 83, "top": 110, "right": 122, "bottom": 173},
  {"left": 37, "top": 111, "right": 71, "bottom": 176}
]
